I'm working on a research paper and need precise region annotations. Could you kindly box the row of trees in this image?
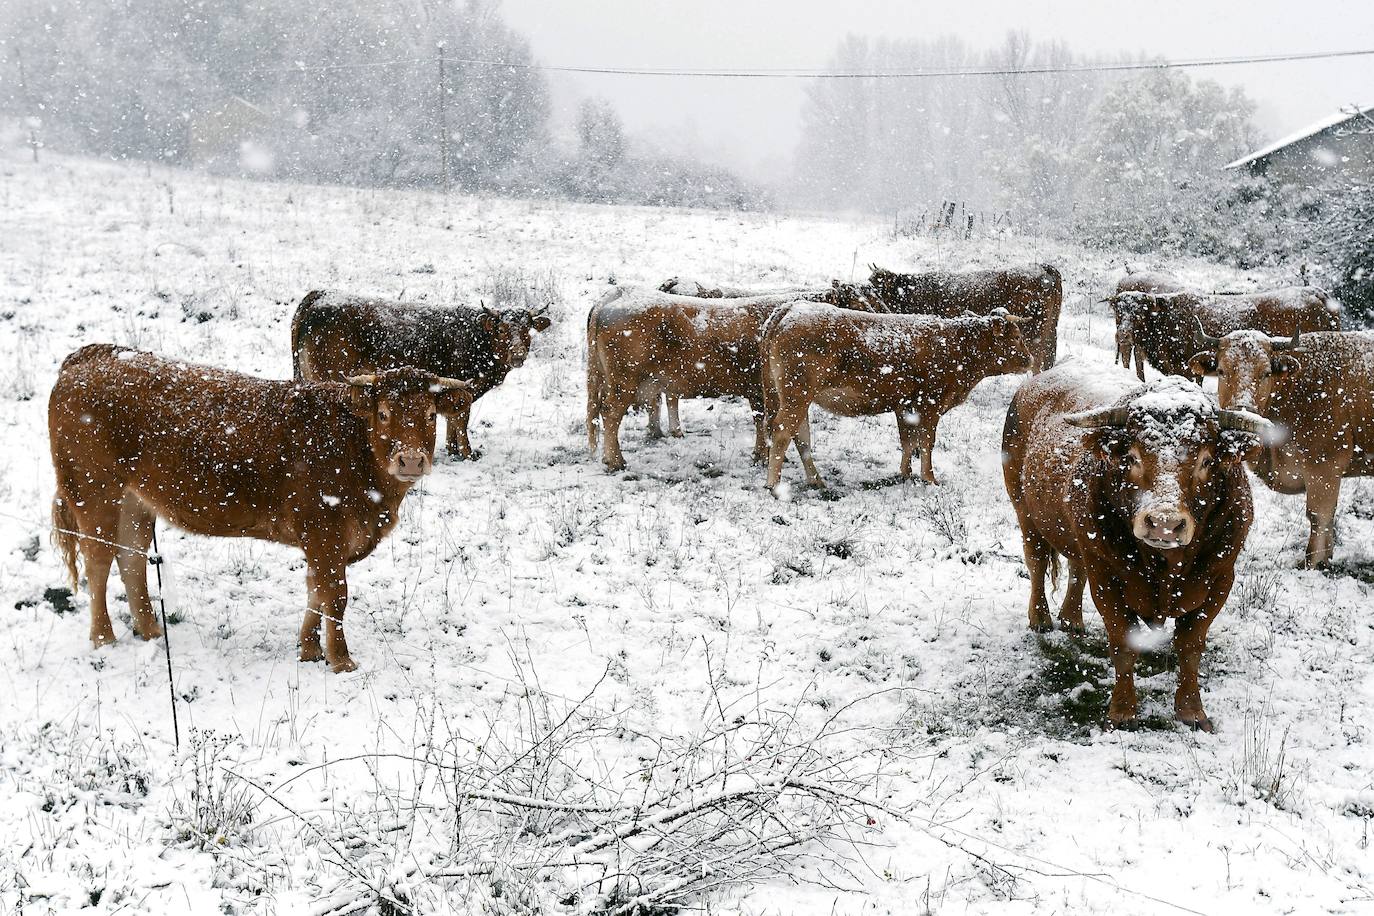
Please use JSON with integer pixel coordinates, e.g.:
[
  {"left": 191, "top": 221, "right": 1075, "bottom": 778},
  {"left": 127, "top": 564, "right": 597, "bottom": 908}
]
[{"left": 0, "top": 0, "right": 766, "bottom": 208}]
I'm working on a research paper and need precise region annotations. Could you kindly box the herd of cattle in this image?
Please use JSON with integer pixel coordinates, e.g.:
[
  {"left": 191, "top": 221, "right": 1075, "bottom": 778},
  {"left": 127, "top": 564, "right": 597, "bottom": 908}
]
[{"left": 45, "top": 262, "right": 1366, "bottom": 731}]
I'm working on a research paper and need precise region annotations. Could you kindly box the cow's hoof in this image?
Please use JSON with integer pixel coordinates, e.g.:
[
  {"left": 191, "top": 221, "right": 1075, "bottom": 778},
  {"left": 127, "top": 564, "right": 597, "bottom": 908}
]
[
  {"left": 299, "top": 644, "right": 324, "bottom": 663},
  {"left": 91, "top": 631, "right": 117, "bottom": 648},
  {"left": 670, "top": 429, "right": 684, "bottom": 439},
  {"left": 135, "top": 624, "right": 164, "bottom": 641},
  {"left": 330, "top": 656, "right": 359, "bottom": 674},
  {"left": 447, "top": 448, "right": 480, "bottom": 461},
  {"left": 1057, "top": 616, "right": 1086, "bottom": 635},
  {"left": 645, "top": 429, "right": 664, "bottom": 441},
  {"left": 1176, "top": 711, "right": 1214, "bottom": 733},
  {"left": 1028, "top": 618, "right": 1054, "bottom": 634},
  {"left": 604, "top": 462, "right": 626, "bottom": 474}
]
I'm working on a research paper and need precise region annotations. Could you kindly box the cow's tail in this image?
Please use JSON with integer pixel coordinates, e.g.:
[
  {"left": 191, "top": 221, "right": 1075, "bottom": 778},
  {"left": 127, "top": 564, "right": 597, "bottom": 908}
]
[
  {"left": 585, "top": 289, "right": 622, "bottom": 455},
  {"left": 758, "top": 304, "right": 794, "bottom": 441},
  {"left": 1038, "top": 263, "right": 1063, "bottom": 370},
  {"left": 52, "top": 492, "right": 81, "bottom": 590},
  {"left": 290, "top": 290, "right": 329, "bottom": 379}
]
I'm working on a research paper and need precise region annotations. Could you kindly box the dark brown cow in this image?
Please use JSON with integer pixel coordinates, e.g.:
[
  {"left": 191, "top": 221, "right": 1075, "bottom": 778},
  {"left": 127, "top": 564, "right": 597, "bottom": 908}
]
[
  {"left": 292, "top": 290, "right": 550, "bottom": 460},
  {"left": 1105, "top": 271, "right": 1187, "bottom": 379},
  {"left": 868, "top": 263, "right": 1062, "bottom": 372},
  {"left": 1002, "top": 364, "right": 1269, "bottom": 730},
  {"left": 761, "top": 304, "right": 1032, "bottom": 489},
  {"left": 1124, "top": 287, "right": 1339, "bottom": 382},
  {"left": 49, "top": 344, "right": 472, "bottom": 672},
  {"left": 643, "top": 280, "right": 885, "bottom": 438},
  {"left": 1191, "top": 328, "right": 1374, "bottom": 567}
]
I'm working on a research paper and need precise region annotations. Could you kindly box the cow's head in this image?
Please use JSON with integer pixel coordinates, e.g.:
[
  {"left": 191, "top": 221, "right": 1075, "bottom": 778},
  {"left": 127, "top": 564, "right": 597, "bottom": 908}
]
[
  {"left": 824, "top": 280, "right": 885, "bottom": 313},
  {"left": 347, "top": 369, "right": 474, "bottom": 482},
  {"left": 986, "top": 308, "right": 1035, "bottom": 373},
  {"left": 1187, "top": 327, "right": 1303, "bottom": 416},
  {"left": 1066, "top": 378, "right": 1270, "bottom": 550},
  {"left": 478, "top": 302, "right": 552, "bottom": 369}
]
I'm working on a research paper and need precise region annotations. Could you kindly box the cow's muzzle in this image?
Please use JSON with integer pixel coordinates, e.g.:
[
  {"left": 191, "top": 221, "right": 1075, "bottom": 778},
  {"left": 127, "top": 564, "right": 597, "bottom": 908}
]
[
  {"left": 390, "top": 450, "right": 431, "bottom": 482},
  {"left": 1133, "top": 507, "right": 1195, "bottom": 550}
]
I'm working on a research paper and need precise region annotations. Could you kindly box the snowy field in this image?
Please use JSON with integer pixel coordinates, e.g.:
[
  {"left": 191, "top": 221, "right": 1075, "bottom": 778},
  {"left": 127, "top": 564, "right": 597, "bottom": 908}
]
[{"left": 1, "top": 147, "right": 1372, "bottom": 915}]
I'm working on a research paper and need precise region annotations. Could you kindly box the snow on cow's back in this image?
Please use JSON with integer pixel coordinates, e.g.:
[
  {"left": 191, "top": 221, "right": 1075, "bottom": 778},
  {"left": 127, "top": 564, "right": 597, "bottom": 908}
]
[
  {"left": 1027, "top": 359, "right": 1142, "bottom": 410},
  {"left": 773, "top": 301, "right": 944, "bottom": 352}
]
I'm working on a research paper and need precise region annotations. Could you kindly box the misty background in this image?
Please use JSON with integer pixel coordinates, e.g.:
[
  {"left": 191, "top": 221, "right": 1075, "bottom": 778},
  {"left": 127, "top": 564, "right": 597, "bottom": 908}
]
[{"left": 2, "top": 0, "right": 1371, "bottom": 307}]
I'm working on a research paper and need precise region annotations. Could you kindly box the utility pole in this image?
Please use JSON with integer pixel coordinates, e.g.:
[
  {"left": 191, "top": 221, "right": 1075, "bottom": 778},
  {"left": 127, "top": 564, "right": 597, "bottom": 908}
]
[
  {"left": 437, "top": 43, "right": 450, "bottom": 193},
  {"left": 15, "top": 47, "right": 39, "bottom": 163}
]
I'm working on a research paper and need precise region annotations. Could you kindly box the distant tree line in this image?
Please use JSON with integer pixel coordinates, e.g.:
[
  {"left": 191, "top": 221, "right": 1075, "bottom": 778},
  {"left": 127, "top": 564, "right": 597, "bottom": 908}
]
[{"left": 0, "top": 0, "right": 767, "bottom": 209}]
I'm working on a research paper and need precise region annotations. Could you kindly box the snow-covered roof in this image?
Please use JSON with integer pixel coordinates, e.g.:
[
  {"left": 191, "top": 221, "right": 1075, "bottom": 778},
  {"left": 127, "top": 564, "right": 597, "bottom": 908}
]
[{"left": 1224, "top": 103, "right": 1374, "bottom": 170}]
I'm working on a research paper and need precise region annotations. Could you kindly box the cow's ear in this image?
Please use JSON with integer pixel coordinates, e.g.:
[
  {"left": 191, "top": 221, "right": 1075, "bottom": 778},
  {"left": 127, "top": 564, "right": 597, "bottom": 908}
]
[
  {"left": 478, "top": 313, "right": 499, "bottom": 333},
  {"left": 435, "top": 387, "right": 474, "bottom": 413},
  {"left": 1272, "top": 354, "right": 1301, "bottom": 376},
  {"left": 531, "top": 314, "right": 552, "bottom": 332},
  {"left": 1187, "top": 352, "right": 1218, "bottom": 377}
]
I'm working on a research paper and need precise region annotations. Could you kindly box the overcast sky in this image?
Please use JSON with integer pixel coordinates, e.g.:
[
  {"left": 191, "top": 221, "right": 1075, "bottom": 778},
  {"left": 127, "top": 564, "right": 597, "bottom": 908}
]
[{"left": 500, "top": 0, "right": 1374, "bottom": 179}]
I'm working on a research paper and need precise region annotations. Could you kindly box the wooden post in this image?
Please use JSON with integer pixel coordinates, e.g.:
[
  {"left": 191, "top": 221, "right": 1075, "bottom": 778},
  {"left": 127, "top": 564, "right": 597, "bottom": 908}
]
[{"left": 437, "top": 44, "right": 450, "bottom": 193}]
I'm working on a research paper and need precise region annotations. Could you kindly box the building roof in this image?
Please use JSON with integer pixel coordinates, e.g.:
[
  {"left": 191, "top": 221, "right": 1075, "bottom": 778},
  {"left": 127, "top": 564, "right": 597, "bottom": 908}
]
[{"left": 1223, "top": 103, "right": 1374, "bottom": 170}]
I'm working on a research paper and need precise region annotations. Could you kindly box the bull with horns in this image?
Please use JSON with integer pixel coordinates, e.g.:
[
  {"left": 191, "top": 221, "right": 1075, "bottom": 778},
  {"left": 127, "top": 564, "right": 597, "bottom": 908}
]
[{"left": 1002, "top": 362, "right": 1271, "bottom": 730}]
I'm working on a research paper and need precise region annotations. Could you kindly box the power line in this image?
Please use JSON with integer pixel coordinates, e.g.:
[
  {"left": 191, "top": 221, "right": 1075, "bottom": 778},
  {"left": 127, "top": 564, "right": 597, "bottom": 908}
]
[
  {"left": 448, "top": 46, "right": 1374, "bottom": 79},
  {"left": 91, "top": 45, "right": 1374, "bottom": 81}
]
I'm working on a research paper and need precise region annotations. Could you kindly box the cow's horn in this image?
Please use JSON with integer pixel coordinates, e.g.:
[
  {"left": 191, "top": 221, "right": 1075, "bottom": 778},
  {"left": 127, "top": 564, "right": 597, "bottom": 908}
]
[
  {"left": 1193, "top": 317, "right": 1221, "bottom": 351},
  {"left": 435, "top": 376, "right": 474, "bottom": 390},
  {"left": 1063, "top": 406, "right": 1130, "bottom": 428},
  {"left": 1218, "top": 409, "right": 1274, "bottom": 436},
  {"left": 481, "top": 300, "right": 497, "bottom": 315},
  {"left": 346, "top": 374, "right": 377, "bottom": 387},
  {"left": 1272, "top": 327, "right": 1300, "bottom": 351}
]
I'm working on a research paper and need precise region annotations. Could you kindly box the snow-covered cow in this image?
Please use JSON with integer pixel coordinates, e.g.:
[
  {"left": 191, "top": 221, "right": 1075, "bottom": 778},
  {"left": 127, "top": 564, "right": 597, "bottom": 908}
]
[
  {"left": 1002, "top": 364, "right": 1270, "bottom": 730},
  {"left": 760, "top": 303, "right": 1032, "bottom": 490},
  {"left": 292, "top": 290, "right": 551, "bottom": 460},
  {"left": 1192, "top": 328, "right": 1374, "bottom": 568},
  {"left": 868, "top": 263, "right": 1063, "bottom": 372},
  {"left": 49, "top": 344, "right": 472, "bottom": 672}
]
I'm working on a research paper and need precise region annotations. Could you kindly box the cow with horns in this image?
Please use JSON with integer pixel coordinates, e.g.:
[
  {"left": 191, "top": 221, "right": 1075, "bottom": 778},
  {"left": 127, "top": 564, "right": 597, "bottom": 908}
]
[
  {"left": 49, "top": 345, "right": 473, "bottom": 672},
  {"left": 292, "top": 290, "right": 551, "bottom": 460},
  {"left": 1190, "top": 326, "right": 1374, "bottom": 568},
  {"left": 1003, "top": 363, "right": 1270, "bottom": 730},
  {"left": 1114, "top": 286, "right": 1339, "bottom": 382},
  {"left": 867, "top": 263, "right": 1063, "bottom": 372},
  {"left": 1103, "top": 271, "right": 1187, "bottom": 379}
]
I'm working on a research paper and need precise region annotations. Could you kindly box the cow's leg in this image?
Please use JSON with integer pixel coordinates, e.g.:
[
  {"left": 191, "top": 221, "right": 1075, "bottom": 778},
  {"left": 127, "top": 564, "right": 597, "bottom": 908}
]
[
  {"left": 1302, "top": 470, "right": 1342, "bottom": 568},
  {"left": 748, "top": 397, "right": 768, "bottom": 464},
  {"left": 1021, "top": 530, "right": 1055, "bottom": 633},
  {"left": 114, "top": 491, "right": 162, "bottom": 641},
  {"left": 1098, "top": 603, "right": 1139, "bottom": 727},
  {"left": 1058, "top": 559, "right": 1087, "bottom": 634},
  {"left": 299, "top": 566, "right": 324, "bottom": 663},
  {"left": 646, "top": 394, "right": 665, "bottom": 440},
  {"left": 917, "top": 413, "right": 942, "bottom": 485},
  {"left": 304, "top": 552, "right": 355, "bottom": 673},
  {"left": 792, "top": 415, "right": 824, "bottom": 487},
  {"left": 445, "top": 399, "right": 478, "bottom": 460},
  {"left": 895, "top": 410, "right": 919, "bottom": 478},
  {"left": 767, "top": 402, "right": 809, "bottom": 490},
  {"left": 601, "top": 392, "right": 634, "bottom": 472},
  {"left": 1172, "top": 597, "right": 1225, "bottom": 732},
  {"left": 67, "top": 491, "right": 121, "bottom": 647},
  {"left": 667, "top": 396, "right": 683, "bottom": 438},
  {"left": 1133, "top": 346, "right": 1146, "bottom": 382}
]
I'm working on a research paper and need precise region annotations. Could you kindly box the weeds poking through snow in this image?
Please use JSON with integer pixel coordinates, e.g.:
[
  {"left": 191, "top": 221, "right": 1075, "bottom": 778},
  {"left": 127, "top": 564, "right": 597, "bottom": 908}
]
[
  {"left": 918, "top": 485, "right": 968, "bottom": 545},
  {"left": 171, "top": 730, "right": 258, "bottom": 849},
  {"left": 1229, "top": 704, "right": 1303, "bottom": 811}
]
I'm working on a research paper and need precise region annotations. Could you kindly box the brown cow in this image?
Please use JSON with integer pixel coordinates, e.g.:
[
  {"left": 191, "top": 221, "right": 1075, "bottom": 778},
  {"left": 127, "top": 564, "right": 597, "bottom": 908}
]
[
  {"left": 586, "top": 284, "right": 883, "bottom": 470},
  {"left": 1190, "top": 328, "right": 1374, "bottom": 567},
  {"left": 1105, "top": 271, "right": 1187, "bottom": 379},
  {"left": 49, "top": 344, "right": 472, "bottom": 672},
  {"left": 761, "top": 304, "right": 1032, "bottom": 490},
  {"left": 292, "top": 290, "right": 550, "bottom": 460},
  {"left": 1003, "top": 363, "right": 1269, "bottom": 730},
  {"left": 643, "top": 279, "right": 885, "bottom": 438},
  {"left": 1124, "top": 286, "right": 1339, "bottom": 382},
  {"left": 868, "top": 263, "right": 1062, "bottom": 372}
]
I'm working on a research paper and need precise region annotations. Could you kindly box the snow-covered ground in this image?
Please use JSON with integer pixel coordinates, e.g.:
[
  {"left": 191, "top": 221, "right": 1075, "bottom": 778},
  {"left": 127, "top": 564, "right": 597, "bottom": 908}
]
[{"left": 1, "top": 147, "right": 1371, "bottom": 915}]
